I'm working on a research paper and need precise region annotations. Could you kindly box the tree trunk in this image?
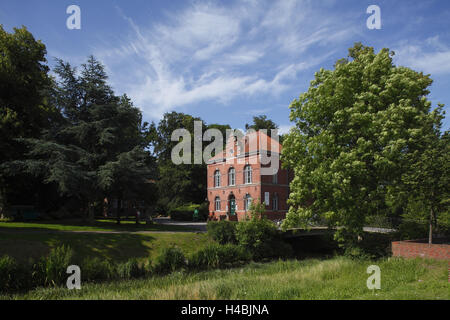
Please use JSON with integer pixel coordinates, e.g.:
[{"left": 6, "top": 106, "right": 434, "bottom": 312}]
[
  {"left": 116, "top": 198, "right": 122, "bottom": 225},
  {"left": 428, "top": 207, "right": 433, "bottom": 246}
]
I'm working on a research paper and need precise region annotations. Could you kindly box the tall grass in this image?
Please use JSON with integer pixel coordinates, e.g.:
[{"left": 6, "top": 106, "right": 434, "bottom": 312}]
[{"left": 5, "top": 257, "right": 448, "bottom": 300}]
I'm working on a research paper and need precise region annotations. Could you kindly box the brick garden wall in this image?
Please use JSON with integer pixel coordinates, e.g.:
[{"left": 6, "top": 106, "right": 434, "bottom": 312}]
[{"left": 391, "top": 239, "right": 450, "bottom": 260}]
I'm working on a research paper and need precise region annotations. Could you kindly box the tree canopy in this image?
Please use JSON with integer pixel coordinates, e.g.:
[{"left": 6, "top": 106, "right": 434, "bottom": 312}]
[{"left": 281, "top": 43, "right": 448, "bottom": 244}]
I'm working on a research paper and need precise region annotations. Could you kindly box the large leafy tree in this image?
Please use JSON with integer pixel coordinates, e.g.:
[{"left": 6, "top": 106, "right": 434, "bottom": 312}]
[
  {"left": 0, "top": 26, "right": 59, "bottom": 212},
  {"left": 281, "top": 43, "right": 445, "bottom": 245},
  {"left": 17, "top": 56, "right": 155, "bottom": 220},
  {"left": 152, "top": 112, "right": 207, "bottom": 212},
  {"left": 152, "top": 112, "right": 231, "bottom": 212}
]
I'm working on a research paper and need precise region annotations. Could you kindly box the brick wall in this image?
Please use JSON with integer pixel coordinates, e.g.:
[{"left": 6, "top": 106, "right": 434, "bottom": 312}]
[{"left": 391, "top": 240, "right": 450, "bottom": 261}]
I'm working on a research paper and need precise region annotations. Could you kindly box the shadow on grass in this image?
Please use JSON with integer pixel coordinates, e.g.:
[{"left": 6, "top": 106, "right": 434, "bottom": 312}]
[{"left": 0, "top": 231, "right": 156, "bottom": 263}]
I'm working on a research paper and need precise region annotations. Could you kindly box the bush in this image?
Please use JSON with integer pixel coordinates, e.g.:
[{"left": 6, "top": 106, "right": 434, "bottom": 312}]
[
  {"left": 43, "top": 245, "right": 74, "bottom": 286},
  {"left": 187, "top": 244, "right": 251, "bottom": 271},
  {"left": 170, "top": 203, "right": 209, "bottom": 221},
  {"left": 153, "top": 247, "right": 186, "bottom": 274},
  {"left": 116, "top": 258, "right": 145, "bottom": 279},
  {"left": 81, "top": 257, "right": 115, "bottom": 282},
  {"left": 235, "top": 216, "right": 280, "bottom": 259},
  {"left": 207, "top": 220, "right": 237, "bottom": 244},
  {"left": 0, "top": 255, "right": 24, "bottom": 292},
  {"left": 343, "top": 232, "right": 394, "bottom": 260}
]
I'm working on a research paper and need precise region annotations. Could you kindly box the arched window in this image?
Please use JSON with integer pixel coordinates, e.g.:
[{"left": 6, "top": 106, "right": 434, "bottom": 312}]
[
  {"left": 244, "top": 165, "right": 252, "bottom": 184},
  {"left": 272, "top": 193, "right": 279, "bottom": 211},
  {"left": 244, "top": 194, "right": 252, "bottom": 211},
  {"left": 214, "top": 170, "right": 221, "bottom": 187},
  {"left": 228, "top": 167, "right": 235, "bottom": 186},
  {"left": 215, "top": 196, "right": 221, "bottom": 211}
]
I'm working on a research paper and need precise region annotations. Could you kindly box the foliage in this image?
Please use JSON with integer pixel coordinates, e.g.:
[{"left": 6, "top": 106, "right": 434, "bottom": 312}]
[
  {"left": 42, "top": 245, "right": 74, "bottom": 286},
  {"left": 235, "top": 202, "right": 291, "bottom": 259},
  {"left": 0, "top": 26, "right": 59, "bottom": 214},
  {"left": 9, "top": 56, "right": 156, "bottom": 221},
  {"left": 81, "top": 257, "right": 115, "bottom": 282},
  {"left": 207, "top": 220, "right": 237, "bottom": 244},
  {"left": 169, "top": 203, "right": 208, "bottom": 221},
  {"left": 187, "top": 243, "right": 251, "bottom": 271},
  {"left": 153, "top": 246, "right": 186, "bottom": 274},
  {"left": 282, "top": 43, "right": 446, "bottom": 247},
  {"left": 388, "top": 129, "right": 449, "bottom": 243},
  {"left": 116, "top": 258, "right": 146, "bottom": 279}
]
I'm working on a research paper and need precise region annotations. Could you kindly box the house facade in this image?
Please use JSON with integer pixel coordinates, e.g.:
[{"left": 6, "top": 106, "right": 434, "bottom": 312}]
[{"left": 206, "top": 131, "right": 292, "bottom": 221}]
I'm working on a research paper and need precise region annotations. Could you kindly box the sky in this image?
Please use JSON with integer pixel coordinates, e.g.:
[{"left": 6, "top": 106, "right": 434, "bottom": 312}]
[{"left": 1, "top": 0, "right": 449, "bottom": 132}]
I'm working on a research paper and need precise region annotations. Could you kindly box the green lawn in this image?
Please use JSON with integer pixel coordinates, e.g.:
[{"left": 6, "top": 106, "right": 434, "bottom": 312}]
[
  {"left": 0, "top": 219, "right": 192, "bottom": 233},
  {"left": 0, "top": 229, "right": 209, "bottom": 263},
  {"left": 3, "top": 257, "right": 448, "bottom": 300}
]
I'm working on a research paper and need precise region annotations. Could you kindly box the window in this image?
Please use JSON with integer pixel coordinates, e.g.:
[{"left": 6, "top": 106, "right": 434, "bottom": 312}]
[
  {"left": 244, "top": 165, "right": 252, "bottom": 184},
  {"left": 215, "top": 196, "right": 221, "bottom": 211},
  {"left": 244, "top": 194, "right": 252, "bottom": 211},
  {"left": 272, "top": 172, "right": 278, "bottom": 184},
  {"left": 228, "top": 167, "right": 235, "bottom": 186},
  {"left": 272, "top": 193, "right": 279, "bottom": 211},
  {"left": 214, "top": 170, "right": 221, "bottom": 187}
]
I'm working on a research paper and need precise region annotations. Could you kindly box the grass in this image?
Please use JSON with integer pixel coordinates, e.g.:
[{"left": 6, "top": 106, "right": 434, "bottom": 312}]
[
  {"left": 0, "top": 219, "right": 192, "bottom": 233},
  {"left": 0, "top": 230, "right": 209, "bottom": 263},
  {"left": 2, "top": 256, "right": 448, "bottom": 300}
]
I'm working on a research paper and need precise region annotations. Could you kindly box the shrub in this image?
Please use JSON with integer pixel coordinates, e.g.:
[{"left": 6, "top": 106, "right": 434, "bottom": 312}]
[
  {"left": 153, "top": 247, "right": 186, "bottom": 274},
  {"left": 170, "top": 203, "right": 209, "bottom": 221},
  {"left": 81, "top": 257, "right": 115, "bottom": 282},
  {"left": 0, "top": 255, "right": 22, "bottom": 292},
  {"left": 343, "top": 232, "right": 394, "bottom": 260},
  {"left": 187, "top": 244, "right": 251, "bottom": 271},
  {"left": 235, "top": 216, "right": 280, "bottom": 259},
  {"left": 117, "top": 258, "right": 145, "bottom": 279},
  {"left": 43, "top": 245, "right": 74, "bottom": 286},
  {"left": 207, "top": 220, "right": 237, "bottom": 244}
]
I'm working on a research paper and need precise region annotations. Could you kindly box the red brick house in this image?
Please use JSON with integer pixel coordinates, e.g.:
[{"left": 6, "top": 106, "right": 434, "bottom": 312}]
[{"left": 207, "top": 130, "right": 292, "bottom": 221}]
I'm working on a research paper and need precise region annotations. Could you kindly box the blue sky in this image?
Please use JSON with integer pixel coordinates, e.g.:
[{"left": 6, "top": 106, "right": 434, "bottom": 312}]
[{"left": 1, "top": 0, "right": 449, "bottom": 132}]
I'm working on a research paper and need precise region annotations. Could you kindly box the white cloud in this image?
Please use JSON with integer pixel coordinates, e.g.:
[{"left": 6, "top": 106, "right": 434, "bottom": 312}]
[
  {"left": 94, "top": 1, "right": 357, "bottom": 120},
  {"left": 395, "top": 36, "right": 450, "bottom": 75}
]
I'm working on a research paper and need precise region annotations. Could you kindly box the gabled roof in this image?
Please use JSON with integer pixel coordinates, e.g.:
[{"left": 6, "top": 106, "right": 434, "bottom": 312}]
[{"left": 207, "top": 130, "right": 282, "bottom": 163}]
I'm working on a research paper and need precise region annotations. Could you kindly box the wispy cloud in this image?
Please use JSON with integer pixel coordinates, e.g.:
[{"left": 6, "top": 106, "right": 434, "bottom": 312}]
[
  {"left": 394, "top": 36, "right": 450, "bottom": 75},
  {"left": 94, "top": 1, "right": 357, "bottom": 119}
]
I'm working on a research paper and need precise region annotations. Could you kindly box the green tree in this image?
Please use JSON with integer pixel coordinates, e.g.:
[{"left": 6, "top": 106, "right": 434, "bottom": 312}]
[
  {"left": 281, "top": 43, "right": 445, "bottom": 246},
  {"left": 15, "top": 56, "right": 155, "bottom": 221},
  {"left": 152, "top": 112, "right": 207, "bottom": 212},
  {"left": 389, "top": 123, "right": 449, "bottom": 243},
  {"left": 245, "top": 115, "right": 278, "bottom": 133},
  {"left": 0, "top": 25, "right": 59, "bottom": 213}
]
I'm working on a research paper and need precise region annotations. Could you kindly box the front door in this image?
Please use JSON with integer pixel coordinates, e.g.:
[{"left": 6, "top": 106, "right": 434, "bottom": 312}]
[{"left": 229, "top": 198, "right": 236, "bottom": 216}]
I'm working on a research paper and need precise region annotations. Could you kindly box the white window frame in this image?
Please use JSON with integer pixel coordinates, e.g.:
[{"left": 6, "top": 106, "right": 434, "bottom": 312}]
[
  {"left": 244, "top": 194, "right": 252, "bottom": 211},
  {"left": 214, "top": 170, "right": 221, "bottom": 188},
  {"left": 228, "top": 167, "right": 235, "bottom": 186},
  {"left": 215, "top": 196, "right": 221, "bottom": 211},
  {"left": 244, "top": 165, "right": 252, "bottom": 184}
]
